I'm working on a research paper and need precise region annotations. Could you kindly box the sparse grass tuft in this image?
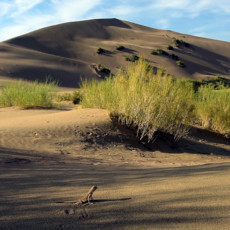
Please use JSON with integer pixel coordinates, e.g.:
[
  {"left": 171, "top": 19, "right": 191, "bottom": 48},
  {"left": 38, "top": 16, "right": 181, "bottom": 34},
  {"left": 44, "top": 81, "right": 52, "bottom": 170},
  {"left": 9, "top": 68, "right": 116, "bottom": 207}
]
[{"left": 0, "top": 79, "right": 58, "bottom": 109}]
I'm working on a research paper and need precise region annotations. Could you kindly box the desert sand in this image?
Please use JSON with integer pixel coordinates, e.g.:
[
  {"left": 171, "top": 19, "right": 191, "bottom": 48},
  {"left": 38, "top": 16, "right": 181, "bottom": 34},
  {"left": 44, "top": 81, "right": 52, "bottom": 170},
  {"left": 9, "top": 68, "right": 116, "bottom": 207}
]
[{"left": 1, "top": 106, "right": 230, "bottom": 230}]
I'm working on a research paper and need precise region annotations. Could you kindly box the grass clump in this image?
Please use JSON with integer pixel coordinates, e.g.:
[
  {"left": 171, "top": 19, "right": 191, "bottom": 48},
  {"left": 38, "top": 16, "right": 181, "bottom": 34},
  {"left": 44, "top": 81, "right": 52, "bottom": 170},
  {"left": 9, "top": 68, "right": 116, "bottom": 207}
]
[
  {"left": 0, "top": 79, "right": 58, "bottom": 109},
  {"left": 151, "top": 50, "right": 158, "bottom": 55},
  {"left": 195, "top": 85, "right": 230, "bottom": 135},
  {"left": 167, "top": 45, "right": 173, "bottom": 50},
  {"left": 116, "top": 45, "right": 125, "bottom": 51},
  {"left": 125, "top": 54, "right": 139, "bottom": 62},
  {"left": 170, "top": 54, "right": 179, "bottom": 61},
  {"left": 173, "top": 38, "right": 190, "bottom": 48},
  {"left": 97, "top": 63, "right": 111, "bottom": 75},
  {"left": 151, "top": 49, "right": 168, "bottom": 56},
  {"left": 81, "top": 58, "right": 195, "bottom": 142},
  {"left": 97, "top": 47, "right": 104, "bottom": 54},
  {"left": 176, "top": 60, "right": 186, "bottom": 67},
  {"left": 56, "top": 90, "right": 82, "bottom": 104}
]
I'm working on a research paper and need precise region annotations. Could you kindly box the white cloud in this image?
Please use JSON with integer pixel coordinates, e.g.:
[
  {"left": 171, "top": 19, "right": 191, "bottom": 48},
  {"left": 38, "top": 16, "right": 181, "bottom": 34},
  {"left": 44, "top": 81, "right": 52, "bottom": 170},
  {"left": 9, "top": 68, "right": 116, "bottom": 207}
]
[
  {"left": 0, "top": 2, "right": 11, "bottom": 17},
  {"left": 1, "top": 24, "right": 28, "bottom": 41},
  {"left": 0, "top": 0, "right": 102, "bottom": 41},
  {"left": 152, "top": 0, "right": 190, "bottom": 10},
  {"left": 52, "top": 0, "right": 102, "bottom": 21},
  {"left": 106, "top": 5, "right": 140, "bottom": 17},
  {"left": 156, "top": 19, "right": 170, "bottom": 29},
  {"left": 11, "top": 0, "right": 44, "bottom": 16},
  {"left": 151, "top": 0, "right": 230, "bottom": 18}
]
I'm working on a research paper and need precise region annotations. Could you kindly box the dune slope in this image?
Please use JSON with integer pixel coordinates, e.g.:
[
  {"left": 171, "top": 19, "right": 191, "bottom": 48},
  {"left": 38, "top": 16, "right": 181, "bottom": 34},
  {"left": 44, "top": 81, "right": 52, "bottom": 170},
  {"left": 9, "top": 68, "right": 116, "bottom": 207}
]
[{"left": 0, "top": 18, "right": 230, "bottom": 88}]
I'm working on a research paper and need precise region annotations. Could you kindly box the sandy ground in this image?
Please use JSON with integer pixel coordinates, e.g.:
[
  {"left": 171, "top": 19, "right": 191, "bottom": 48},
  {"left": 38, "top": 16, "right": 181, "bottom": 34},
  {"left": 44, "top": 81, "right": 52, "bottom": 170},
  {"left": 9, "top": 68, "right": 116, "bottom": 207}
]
[{"left": 0, "top": 107, "right": 230, "bottom": 230}]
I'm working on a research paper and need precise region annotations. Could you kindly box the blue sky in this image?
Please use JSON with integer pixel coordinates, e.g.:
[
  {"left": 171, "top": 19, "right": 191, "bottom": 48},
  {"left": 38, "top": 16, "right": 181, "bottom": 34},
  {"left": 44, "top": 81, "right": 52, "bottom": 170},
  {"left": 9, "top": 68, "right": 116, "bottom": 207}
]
[{"left": 0, "top": 0, "right": 230, "bottom": 42}]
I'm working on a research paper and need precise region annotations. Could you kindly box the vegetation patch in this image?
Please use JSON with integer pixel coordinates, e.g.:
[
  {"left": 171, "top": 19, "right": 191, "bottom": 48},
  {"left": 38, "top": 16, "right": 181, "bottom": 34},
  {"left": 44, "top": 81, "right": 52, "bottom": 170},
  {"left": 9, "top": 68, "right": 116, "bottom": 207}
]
[
  {"left": 193, "top": 76, "right": 230, "bottom": 90},
  {"left": 151, "top": 50, "right": 158, "bottom": 55},
  {"left": 81, "top": 58, "right": 195, "bottom": 143},
  {"left": 56, "top": 90, "right": 82, "bottom": 104},
  {"left": 195, "top": 85, "right": 230, "bottom": 135},
  {"left": 81, "top": 59, "right": 230, "bottom": 138},
  {"left": 167, "top": 45, "right": 173, "bottom": 50},
  {"left": 116, "top": 45, "right": 125, "bottom": 51},
  {"left": 125, "top": 54, "right": 139, "bottom": 62},
  {"left": 97, "top": 47, "right": 105, "bottom": 54},
  {"left": 0, "top": 79, "right": 58, "bottom": 109},
  {"left": 170, "top": 54, "right": 179, "bottom": 61},
  {"left": 176, "top": 60, "right": 186, "bottom": 67},
  {"left": 151, "top": 49, "right": 168, "bottom": 56},
  {"left": 173, "top": 38, "right": 190, "bottom": 48},
  {"left": 97, "top": 63, "right": 111, "bottom": 75}
]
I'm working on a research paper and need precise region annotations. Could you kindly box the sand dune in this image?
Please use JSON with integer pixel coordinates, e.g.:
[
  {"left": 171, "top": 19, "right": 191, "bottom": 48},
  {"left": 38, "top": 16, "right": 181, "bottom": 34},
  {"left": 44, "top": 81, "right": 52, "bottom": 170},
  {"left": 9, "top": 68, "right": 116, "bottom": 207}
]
[{"left": 0, "top": 18, "right": 230, "bottom": 88}]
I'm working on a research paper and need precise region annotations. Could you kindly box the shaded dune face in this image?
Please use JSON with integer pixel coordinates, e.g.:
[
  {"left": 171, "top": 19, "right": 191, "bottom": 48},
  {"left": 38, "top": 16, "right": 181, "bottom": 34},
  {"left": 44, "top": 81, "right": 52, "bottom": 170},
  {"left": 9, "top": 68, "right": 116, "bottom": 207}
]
[{"left": 0, "top": 18, "right": 230, "bottom": 88}]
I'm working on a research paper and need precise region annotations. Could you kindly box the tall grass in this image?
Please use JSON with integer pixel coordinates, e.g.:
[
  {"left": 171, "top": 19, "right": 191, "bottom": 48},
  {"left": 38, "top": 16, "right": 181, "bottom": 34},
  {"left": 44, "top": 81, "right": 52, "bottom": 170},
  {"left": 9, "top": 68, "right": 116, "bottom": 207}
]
[
  {"left": 0, "top": 79, "right": 58, "bottom": 109},
  {"left": 81, "top": 59, "right": 195, "bottom": 142},
  {"left": 196, "top": 85, "right": 230, "bottom": 134}
]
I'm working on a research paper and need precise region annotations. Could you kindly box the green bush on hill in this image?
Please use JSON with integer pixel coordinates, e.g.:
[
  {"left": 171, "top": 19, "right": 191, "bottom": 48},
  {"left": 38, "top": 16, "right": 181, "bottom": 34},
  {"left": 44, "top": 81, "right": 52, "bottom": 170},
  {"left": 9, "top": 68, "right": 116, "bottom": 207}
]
[
  {"left": 97, "top": 47, "right": 104, "bottom": 54},
  {"left": 125, "top": 54, "right": 139, "bottom": 62},
  {"left": 116, "top": 45, "right": 125, "bottom": 51}
]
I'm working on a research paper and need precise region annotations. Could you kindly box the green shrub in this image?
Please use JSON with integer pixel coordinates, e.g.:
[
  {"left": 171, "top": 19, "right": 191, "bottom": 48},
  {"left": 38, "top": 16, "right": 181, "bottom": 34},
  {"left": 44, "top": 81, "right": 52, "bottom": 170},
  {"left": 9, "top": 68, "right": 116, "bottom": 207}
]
[
  {"left": 176, "top": 60, "right": 186, "bottom": 67},
  {"left": 125, "top": 54, "right": 139, "bottom": 62},
  {"left": 97, "top": 47, "right": 104, "bottom": 54},
  {"left": 72, "top": 90, "right": 83, "bottom": 104},
  {"left": 194, "top": 76, "right": 230, "bottom": 89},
  {"left": 167, "top": 45, "right": 173, "bottom": 50},
  {"left": 151, "top": 49, "right": 168, "bottom": 56},
  {"left": 81, "top": 58, "right": 195, "bottom": 142},
  {"left": 116, "top": 45, "right": 125, "bottom": 51},
  {"left": 170, "top": 54, "right": 179, "bottom": 61},
  {"left": 97, "top": 64, "right": 111, "bottom": 74},
  {"left": 56, "top": 90, "right": 82, "bottom": 104},
  {"left": 151, "top": 50, "right": 158, "bottom": 55},
  {"left": 173, "top": 38, "right": 190, "bottom": 48},
  {"left": 195, "top": 85, "right": 230, "bottom": 134},
  {"left": 156, "top": 49, "right": 168, "bottom": 55},
  {"left": 0, "top": 79, "right": 58, "bottom": 109}
]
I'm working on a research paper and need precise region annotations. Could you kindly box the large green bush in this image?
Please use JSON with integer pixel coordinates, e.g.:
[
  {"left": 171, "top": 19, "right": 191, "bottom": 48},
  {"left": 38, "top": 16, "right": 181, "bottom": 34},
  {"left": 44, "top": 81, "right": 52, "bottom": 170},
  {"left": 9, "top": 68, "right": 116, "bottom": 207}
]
[{"left": 81, "top": 58, "right": 195, "bottom": 142}]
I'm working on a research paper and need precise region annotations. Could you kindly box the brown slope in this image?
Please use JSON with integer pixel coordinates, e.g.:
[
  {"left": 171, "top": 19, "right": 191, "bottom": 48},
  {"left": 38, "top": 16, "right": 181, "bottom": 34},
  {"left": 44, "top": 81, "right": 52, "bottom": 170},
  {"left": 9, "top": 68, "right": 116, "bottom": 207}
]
[{"left": 0, "top": 18, "right": 230, "bottom": 88}]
